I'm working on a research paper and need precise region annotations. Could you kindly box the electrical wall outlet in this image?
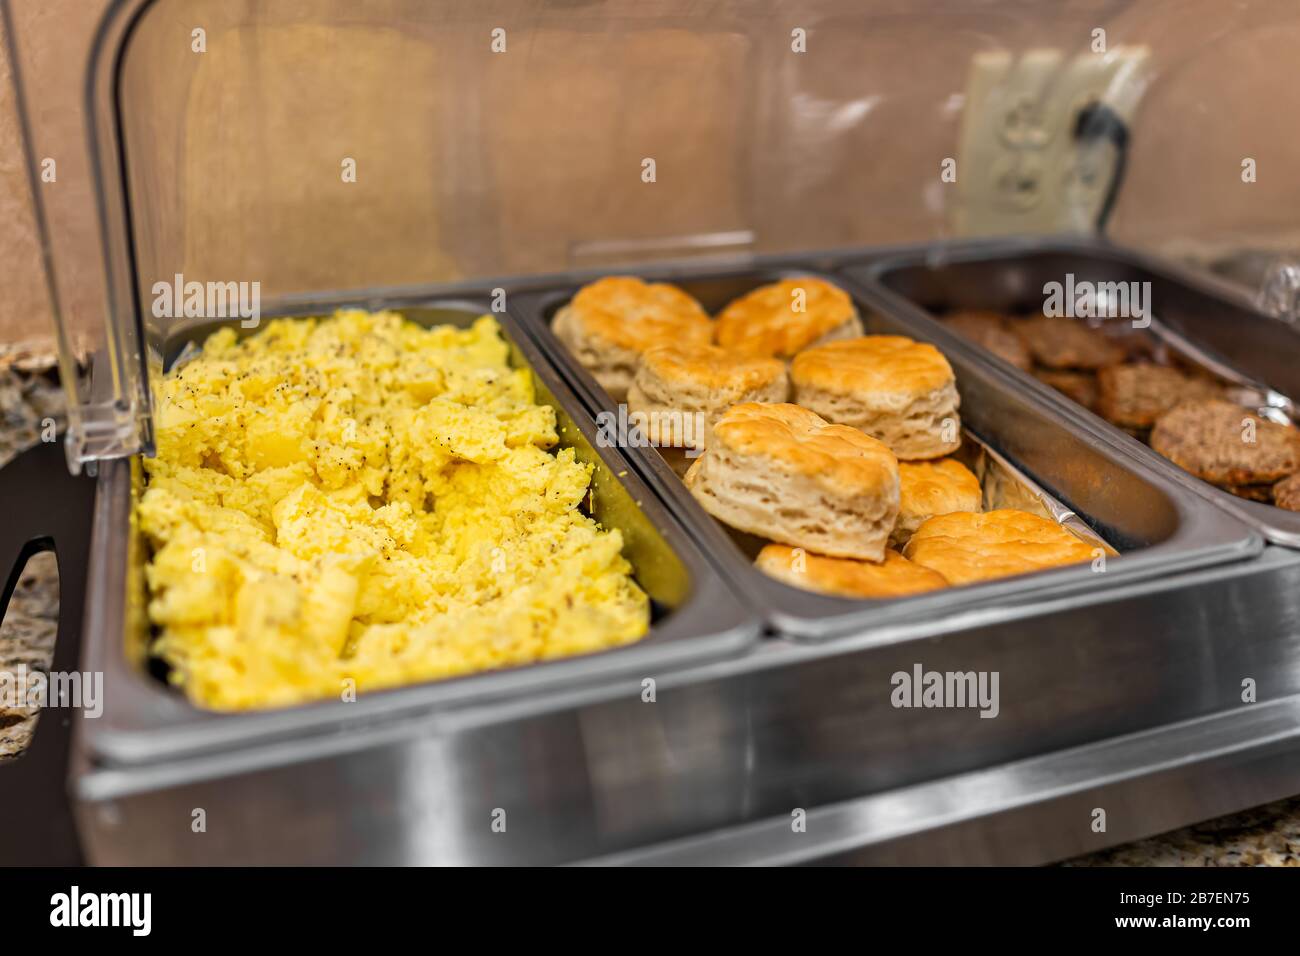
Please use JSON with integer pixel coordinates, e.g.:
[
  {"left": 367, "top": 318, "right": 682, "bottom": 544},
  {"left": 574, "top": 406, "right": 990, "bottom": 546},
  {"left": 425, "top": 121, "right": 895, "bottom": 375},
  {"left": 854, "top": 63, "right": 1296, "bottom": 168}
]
[{"left": 953, "top": 45, "right": 1150, "bottom": 236}]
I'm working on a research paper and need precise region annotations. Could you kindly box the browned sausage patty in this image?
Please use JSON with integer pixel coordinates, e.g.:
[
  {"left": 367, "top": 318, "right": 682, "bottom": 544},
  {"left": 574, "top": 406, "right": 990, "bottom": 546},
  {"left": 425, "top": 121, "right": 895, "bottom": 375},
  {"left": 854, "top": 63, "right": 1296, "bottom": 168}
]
[
  {"left": 1097, "top": 363, "right": 1222, "bottom": 429},
  {"left": 943, "top": 310, "right": 1032, "bottom": 371},
  {"left": 1150, "top": 399, "right": 1300, "bottom": 486},
  {"left": 1016, "top": 317, "right": 1126, "bottom": 370}
]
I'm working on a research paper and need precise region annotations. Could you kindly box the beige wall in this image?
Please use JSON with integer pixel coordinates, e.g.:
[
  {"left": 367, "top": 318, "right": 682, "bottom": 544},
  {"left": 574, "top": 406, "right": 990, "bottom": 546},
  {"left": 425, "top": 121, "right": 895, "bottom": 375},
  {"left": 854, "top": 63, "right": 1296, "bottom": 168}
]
[
  {"left": 0, "top": 3, "right": 49, "bottom": 349},
  {"left": 4, "top": 0, "right": 1300, "bottom": 349}
]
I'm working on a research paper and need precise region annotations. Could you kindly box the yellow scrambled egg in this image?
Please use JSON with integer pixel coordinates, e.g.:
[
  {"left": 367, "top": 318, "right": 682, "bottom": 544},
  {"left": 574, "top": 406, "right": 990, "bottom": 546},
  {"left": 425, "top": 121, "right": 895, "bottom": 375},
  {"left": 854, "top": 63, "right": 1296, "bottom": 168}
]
[{"left": 138, "top": 310, "right": 649, "bottom": 710}]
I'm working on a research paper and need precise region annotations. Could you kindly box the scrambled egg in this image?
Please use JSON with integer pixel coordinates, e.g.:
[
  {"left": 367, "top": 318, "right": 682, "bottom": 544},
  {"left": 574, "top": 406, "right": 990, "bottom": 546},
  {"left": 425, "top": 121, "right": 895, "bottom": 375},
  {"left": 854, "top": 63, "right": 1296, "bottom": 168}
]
[{"left": 138, "top": 310, "right": 649, "bottom": 710}]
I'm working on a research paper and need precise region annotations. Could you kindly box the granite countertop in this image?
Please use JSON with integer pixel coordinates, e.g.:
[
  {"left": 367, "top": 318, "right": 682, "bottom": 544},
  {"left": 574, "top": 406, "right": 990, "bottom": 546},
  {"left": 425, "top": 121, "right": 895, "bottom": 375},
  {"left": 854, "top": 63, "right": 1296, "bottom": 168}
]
[
  {"left": 0, "top": 355, "right": 1296, "bottom": 866},
  {"left": 0, "top": 349, "right": 64, "bottom": 758},
  {"left": 1065, "top": 797, "right": 1300, "bottom": 867}
]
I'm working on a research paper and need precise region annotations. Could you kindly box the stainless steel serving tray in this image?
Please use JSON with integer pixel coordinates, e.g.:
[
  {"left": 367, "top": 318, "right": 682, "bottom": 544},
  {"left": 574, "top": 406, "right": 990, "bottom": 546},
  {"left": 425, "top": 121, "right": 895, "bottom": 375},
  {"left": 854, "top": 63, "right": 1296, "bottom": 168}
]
[
  {"left": 843, "top": 236, "right": 1300, "bottom": 548},
  {"left": 78, "top": 294, "right": 760, "bottom": 766},
  {"left": 68, "top": 263, "right": 1299, "bottom": 867},
  {"left": 510, "top": 260, "right": 1260, "bottom": 639}
]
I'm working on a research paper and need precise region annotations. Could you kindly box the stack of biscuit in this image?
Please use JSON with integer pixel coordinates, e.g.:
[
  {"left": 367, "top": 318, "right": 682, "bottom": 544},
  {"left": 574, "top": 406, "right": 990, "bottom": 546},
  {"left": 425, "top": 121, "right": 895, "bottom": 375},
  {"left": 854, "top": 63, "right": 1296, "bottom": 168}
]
[
  {"left": 557, "top": 275, "right": 1105, "bottom": 599},
  {"left": 940, "top": 306, "right": 1300, "bottom": 510},
  {"left": 715, "top": 277, "right": 863, "bottom": 359},
  {"left": 684, "top": 402, "right": 901, "bottom": 561},
  {"left": 790, "top": 335, "right": 962, "bottom": 460},
  {"left": 553, "top": 276, "right": 713, "bottom": 402},
  {"left": 628, "top": 343, "right": 788, "bottom": 476}
]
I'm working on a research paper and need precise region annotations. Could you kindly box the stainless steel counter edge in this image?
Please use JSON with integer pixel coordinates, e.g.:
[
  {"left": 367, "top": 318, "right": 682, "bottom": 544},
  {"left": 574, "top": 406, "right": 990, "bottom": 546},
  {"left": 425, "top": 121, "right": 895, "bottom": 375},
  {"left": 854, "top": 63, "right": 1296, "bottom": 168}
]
[{"left": 575, "top": 692, "right": 1300, "bottom": 867}]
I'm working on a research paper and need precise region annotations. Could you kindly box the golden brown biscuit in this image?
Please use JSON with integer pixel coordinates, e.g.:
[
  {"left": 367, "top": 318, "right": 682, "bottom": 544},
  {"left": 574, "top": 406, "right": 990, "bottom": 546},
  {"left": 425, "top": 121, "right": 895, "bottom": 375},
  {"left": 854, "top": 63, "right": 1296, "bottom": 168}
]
[
  {"left": 1016, "top": 317, "right": 1125, "bottom": 370},
  {"left": 1096, "top": 363, "right": 1222, "bottom": 429},
  {"left": 627, "top": 344, "right": 788, "bottom": 449},
  {"left": 1149, "top": 399, "right": 1300, "bottom": 486},
  {"left": 685, "top": 402, "right": 900, "bottom": 560},
  {"left": 755, "top": 544, "right": 948, "bottom": 599},
  {"left": 1033, "top": 368, "right": 1100, "bottom": 412},
  {"left": 554, "top": 276, "right": 712, "bottom": 401},
  {"left": 790, "top": 336, "right": 962, "bottom": 460},
  {"left": 892, "top": 458, "right": 983, "bottom": 547},
  {"left": 1272, "top": 472, "right": 1300, "bottom": 511},
  {"left": 944, "top": 310, "right": 1032, "bottom": 371},
  {"left": 714, "top": 277, "right": 862, "bottom": 359},
  {"left": 903, "top": 509, "right": 1098, "bottom": 585}
]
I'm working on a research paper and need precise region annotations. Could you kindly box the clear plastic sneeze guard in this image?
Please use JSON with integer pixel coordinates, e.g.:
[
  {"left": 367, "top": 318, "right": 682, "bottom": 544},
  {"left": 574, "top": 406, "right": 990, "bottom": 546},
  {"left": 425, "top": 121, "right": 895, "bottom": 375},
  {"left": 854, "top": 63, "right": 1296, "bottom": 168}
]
[{"left": 6, "top": 0, "right": 1300, "bottom": 469}]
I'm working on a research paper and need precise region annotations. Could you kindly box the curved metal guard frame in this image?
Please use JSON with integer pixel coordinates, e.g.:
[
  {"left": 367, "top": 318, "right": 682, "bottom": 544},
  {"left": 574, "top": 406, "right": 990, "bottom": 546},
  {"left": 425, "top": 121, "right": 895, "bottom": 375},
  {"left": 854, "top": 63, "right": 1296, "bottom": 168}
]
[{"left": 0, "top": 440, "right": 97, "bottom": 865}]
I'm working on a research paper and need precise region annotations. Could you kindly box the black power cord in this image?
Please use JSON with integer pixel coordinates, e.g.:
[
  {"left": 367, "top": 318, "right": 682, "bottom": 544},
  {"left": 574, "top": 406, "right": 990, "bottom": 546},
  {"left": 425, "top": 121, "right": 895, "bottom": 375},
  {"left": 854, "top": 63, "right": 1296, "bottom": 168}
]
[{"left": 1073, "top": 101, "right": 1131, "bottom": 234}]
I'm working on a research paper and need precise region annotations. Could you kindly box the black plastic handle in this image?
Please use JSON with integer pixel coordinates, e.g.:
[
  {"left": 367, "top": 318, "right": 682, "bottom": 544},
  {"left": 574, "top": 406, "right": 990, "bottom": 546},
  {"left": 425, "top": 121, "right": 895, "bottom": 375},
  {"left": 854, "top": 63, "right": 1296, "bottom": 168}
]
[{"left": 0, "top": 439, "right": 96, "bottom": 865}]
